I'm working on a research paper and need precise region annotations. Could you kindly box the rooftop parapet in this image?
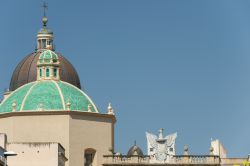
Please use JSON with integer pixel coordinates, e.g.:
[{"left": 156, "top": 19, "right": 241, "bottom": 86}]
[{"left": 103, "top": 155, "right": 220, "bottom": 165}]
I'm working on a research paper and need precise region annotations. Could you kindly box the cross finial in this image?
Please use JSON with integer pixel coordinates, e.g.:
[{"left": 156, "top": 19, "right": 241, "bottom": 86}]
[{"left": 42, "top": 2, "right": 48, "bottom": 17}]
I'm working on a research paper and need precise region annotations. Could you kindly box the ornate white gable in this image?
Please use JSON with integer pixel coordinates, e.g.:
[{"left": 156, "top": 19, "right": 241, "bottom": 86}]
[{"left": 146, "top": 128, "right": 177, "bottom": 163}]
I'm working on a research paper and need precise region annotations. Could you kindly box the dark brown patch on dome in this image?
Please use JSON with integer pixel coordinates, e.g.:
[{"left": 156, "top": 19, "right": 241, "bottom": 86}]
[{"left": 9, "top": 50, "right": 81, "bottom": 91}]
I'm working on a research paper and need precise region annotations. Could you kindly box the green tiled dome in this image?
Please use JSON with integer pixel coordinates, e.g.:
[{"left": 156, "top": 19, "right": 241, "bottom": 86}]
[
  {"left": 39, "top": 50, "right": 58, "bottom": 63},
  {"left": 0, "top": 81, "right": 99, "bottom": 113}
]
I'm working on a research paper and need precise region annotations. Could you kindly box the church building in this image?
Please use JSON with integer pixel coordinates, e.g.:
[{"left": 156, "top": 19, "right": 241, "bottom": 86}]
[
  {"left": 0, "top": 12, "right": 115, "bottom": 166},
  {"left": 0, "top": 8, "right": 249, "bottom": 166}
]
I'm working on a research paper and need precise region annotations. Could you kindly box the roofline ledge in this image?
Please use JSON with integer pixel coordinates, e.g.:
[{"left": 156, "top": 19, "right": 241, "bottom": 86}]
[{"left": 0, "top": 110, "right": 116, "bottom": 123}]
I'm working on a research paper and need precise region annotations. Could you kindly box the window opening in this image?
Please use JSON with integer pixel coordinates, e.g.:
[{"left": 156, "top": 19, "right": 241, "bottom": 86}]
[
  {"left": 46, "top": 68, "right": 50, "bottom": 77},
  {"left": 53, "top": 68, "right": 57, "bottom": 77},
  {"left": 84, "top": 149, "right": 96, "bottom": 166},
  {"left": 40, "top": 68, "right": 43, "bottom": 77},
  {"left": 42, "top": 39, "right": 46, "bottom": 48}
]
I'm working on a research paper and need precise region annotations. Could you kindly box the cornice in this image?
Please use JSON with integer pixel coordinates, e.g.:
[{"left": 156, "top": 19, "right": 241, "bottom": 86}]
[{"left": 0, "top": 111, "right": 116, "bottom": 123}]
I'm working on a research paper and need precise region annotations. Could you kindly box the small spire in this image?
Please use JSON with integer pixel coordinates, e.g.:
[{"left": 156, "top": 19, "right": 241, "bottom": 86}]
[
  {"left": 12, "top": 101, "right": 17, "bottom": 112},
  {"left": 134, "top": 140, "right": 137, "bottom": 146},
  {"left": 107, "top": 103, "right": 114, "bottom": 115},
  {"left": 158, "top": 128, "right": 164, "bottom": 139},
  {"left": 66, "top": 98, "right": 71, "bottom": 111}
]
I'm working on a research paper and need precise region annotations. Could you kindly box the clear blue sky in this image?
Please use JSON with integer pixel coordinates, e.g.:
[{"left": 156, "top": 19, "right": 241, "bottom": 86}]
[{"left": 0, "top": 0, "right": 250, "bottom": 157}]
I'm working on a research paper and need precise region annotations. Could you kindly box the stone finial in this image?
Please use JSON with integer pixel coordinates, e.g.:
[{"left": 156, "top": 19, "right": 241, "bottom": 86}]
[
  {"left": 107, "top": 103, "right": 114, "bottom": 115},
  {"left": 66, "top": 99, "right": 71, "bottom": 111},
  {"left": 209, "top": 146, "right": 214, "bottom": 155},
  {"left": 158, "top": 128, "right": 164, "bottom": 139},
  {"left": 38, "top": 103, "right": 44, "bottom": 111},
  {"left": 12, "top": 101, "right": 17, "bottom": 112},
  {"left": 183, "top": 145, "right": 189, "bottom": 155},
  {"left": 88, "top": 104, "right": 92, "bottom": 112}
]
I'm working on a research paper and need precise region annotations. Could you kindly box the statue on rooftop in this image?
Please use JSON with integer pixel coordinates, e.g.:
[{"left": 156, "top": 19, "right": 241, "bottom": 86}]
[{"left": 146, "top": 128, "right": 177, "bottom": 163}]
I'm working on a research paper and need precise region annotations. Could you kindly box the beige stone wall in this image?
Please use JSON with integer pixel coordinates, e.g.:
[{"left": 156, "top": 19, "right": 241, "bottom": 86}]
[
  {"left": 0, "top": 113, "right": 69, "bottom": 165},
  {"left": 69, "top": 114, "right": 114, "bottom": 166},
  {"left": 0, "top": 117, "right": 13, "bottom": 140},
  {"left": 7, "top": 143, "right": 61, "bottom": 166},
  {"left": 0, "top": 111, "right": 115, "bottom": 166}
]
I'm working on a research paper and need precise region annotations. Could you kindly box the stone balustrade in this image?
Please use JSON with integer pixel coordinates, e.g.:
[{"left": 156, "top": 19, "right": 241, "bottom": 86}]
[
  {"left": 103, "top": 155, "right": 150, "bottom": 165},
  {"left": 172, "top": 155, "right": 220, "bottom": 164},
  {"left": 103, "top": 155, "right": 220, "bottom": 165}
]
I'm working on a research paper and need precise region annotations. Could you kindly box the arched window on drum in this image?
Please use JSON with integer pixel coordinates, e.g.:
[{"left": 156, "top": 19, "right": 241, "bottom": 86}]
[{"left": 84, "top": 148, "right": 96, "bottom": 166}]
